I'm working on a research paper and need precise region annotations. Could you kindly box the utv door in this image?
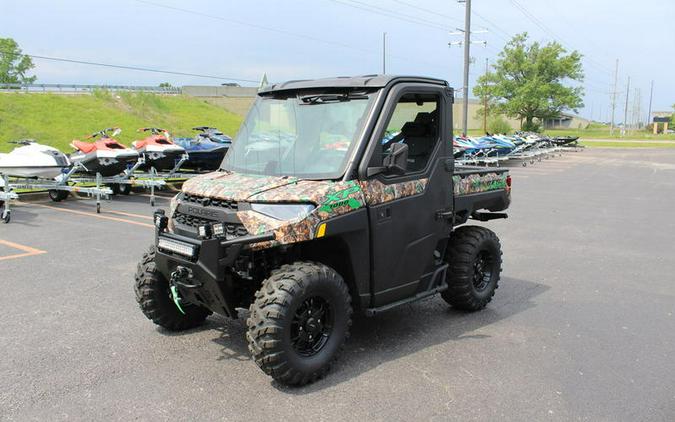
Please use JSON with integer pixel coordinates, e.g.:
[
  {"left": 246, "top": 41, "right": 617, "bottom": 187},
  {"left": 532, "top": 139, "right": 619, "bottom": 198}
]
[{"left": 359, "top": 84, "right": 453, "bottom": 307}]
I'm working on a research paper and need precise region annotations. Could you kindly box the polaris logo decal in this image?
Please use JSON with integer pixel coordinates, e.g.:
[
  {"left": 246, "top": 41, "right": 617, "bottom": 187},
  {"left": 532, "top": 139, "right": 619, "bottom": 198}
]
[{"left": 185, "top": 206, "right": 219, "bottom": 218}]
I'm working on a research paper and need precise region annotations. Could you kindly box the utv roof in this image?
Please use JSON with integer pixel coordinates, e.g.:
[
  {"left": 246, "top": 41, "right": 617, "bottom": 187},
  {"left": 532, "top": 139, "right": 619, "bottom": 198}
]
[{"left": 258, "top": 75, "right": 448, "bottom": 94}]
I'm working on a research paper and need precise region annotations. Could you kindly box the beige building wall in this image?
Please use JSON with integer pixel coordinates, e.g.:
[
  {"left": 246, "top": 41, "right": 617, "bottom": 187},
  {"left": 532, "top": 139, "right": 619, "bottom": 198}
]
[{"left": 182, "top": 86, "right": 525, "bottom": 132}]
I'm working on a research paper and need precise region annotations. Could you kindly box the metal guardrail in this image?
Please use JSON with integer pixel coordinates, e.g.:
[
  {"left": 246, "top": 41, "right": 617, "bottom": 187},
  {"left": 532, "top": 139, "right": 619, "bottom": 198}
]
[{"left": 0, "top": 83, "right": 182, "bottom": 94}]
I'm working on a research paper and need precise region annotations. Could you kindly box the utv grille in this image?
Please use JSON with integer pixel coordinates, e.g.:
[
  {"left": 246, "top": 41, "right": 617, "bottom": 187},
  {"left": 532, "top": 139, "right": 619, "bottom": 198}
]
[
  {"left": 182, "top": 193, "right": 238, "bottom": 210},
  {"left": 173, "top": 211, "right": 249, "bottom": 237}
]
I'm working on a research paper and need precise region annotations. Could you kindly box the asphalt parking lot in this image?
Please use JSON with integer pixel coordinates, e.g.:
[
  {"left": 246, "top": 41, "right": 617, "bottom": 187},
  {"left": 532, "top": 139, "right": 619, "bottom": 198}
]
[{"left": 1, "top": 148, "right": 674, "bottom": 421}]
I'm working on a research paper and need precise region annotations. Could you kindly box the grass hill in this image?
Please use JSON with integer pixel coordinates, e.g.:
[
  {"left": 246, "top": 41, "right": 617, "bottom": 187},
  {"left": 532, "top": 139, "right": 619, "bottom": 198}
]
[{"left": 0, "top": 90, "right": 244, "bottom": 153}]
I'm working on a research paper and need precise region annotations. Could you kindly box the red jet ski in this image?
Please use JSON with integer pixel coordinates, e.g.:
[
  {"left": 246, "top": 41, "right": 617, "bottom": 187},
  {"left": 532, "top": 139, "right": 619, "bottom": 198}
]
[
  {"left": 132, "top": 128, "right": 186, "bottom": 171},
  {"left": 70, "top": 128, "right": 139, "bottom": 176}
]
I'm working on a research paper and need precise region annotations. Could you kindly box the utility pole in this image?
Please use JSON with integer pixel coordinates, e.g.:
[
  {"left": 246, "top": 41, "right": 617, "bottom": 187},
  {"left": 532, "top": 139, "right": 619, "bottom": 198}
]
[
  {"left": 647, "top": 80, "right": 654, "bottom": 127},
  {"left": 483, "top": 58, "right": 488, "bottom": 133},
  {"left": 610, "top": 59, "right": 619, "bottom": 135},
  {"left": 621, "top": 76, "right": 630, "bottom": 137},
  {"left": 461, "top": 0, "right": 472, "bottom": 136},
  {"left": 635, "top": 88, "right": 641, "bottom": 129},
  {"left": 382, "top": 32, "right": 387, "bottom": 74}
]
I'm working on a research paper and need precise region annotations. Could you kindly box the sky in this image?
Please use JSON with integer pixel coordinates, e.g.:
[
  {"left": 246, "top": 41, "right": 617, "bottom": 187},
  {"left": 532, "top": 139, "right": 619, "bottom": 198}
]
[{"left": 1, "top": 0, "right": 674, "bottom": 122}]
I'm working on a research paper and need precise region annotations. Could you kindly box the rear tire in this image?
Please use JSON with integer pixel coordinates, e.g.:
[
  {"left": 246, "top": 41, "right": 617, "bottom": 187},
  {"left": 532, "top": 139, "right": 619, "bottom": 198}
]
[
  {"left": 247, "top": 262, "right": 352, "bottom": 386},
  {"left": 119, "top": 184, "right": 131, "bottom": 195},
  {"left": 441, "top": 226, "right": 502, "bottom": 311},
  {"left": 134, "top": 245, "right": 211, "bottom": 331}
]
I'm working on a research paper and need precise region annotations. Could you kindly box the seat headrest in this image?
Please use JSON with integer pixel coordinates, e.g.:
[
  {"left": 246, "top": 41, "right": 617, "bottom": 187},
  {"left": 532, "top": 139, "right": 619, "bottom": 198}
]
[
  {"left": 414, "top": 112, "right": 433, "bottom": 125},
  {"left": 401, "top": 122, "right": 426, "bottom": 137}
]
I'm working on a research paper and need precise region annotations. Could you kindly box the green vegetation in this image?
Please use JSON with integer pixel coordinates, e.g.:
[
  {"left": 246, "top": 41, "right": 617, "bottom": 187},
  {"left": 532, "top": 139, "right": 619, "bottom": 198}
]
[
  {"left": 474, "top": 33, "right": 584, "bottom": 132},
  {"left": 581, "top": 141, "right": 675, "bottom": 148},
  {"left": 0, "top": 91, "right": 243, "bottom": 152},
  {"left": 486, "top": 115, "right": 512, "bottom": 134},
  {"left": 0, "top": 37, "right": 36, "bottom": 84},
  {"left": 546, "top": 127, "right": 675, "bottom": 140}
]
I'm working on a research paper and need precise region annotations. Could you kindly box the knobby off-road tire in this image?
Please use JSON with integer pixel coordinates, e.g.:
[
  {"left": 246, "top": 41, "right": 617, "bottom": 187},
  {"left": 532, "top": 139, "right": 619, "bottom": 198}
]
[
  {"left": 134, "top": 245, "right": 211, "bottom": 331},
  {"left": 442, "top": 226, "right": 503, "bottom": 311},
  {"left": 247, "top": 262, "right": 352, "bottom": 386}
]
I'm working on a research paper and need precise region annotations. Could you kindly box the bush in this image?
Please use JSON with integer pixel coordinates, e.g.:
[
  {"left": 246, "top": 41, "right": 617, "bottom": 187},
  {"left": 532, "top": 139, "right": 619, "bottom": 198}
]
[{"left": 487, "top": 115, "right": 512, "bottom": 134}]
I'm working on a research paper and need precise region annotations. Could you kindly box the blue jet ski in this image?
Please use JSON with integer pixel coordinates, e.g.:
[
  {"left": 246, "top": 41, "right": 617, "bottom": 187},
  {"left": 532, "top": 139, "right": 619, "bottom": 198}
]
[{"left": 173, "top": 127, "right": 231, "bottom": 171}]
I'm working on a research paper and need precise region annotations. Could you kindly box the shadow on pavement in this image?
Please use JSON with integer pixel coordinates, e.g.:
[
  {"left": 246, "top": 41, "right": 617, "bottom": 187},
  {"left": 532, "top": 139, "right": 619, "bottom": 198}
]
[{"left": 160, "top": 276, "right": 549, "bottom": 392}]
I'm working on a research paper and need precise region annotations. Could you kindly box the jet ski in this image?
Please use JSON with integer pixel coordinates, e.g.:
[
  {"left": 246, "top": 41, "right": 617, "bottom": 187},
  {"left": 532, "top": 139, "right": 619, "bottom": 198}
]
[
  {"left": 70, "top": 128, "right": 139, "bottom": 176},
  {"left": 132, "top": 128, "right": 186, "bottom": 171},
  {"left": 173, "top": 127, "right": 230, "bottom": 171},
  {"left": 191, "top": 126, "right": 233, "bottom": 145},
  {"left": 0, "top": 140, "right": 71, "bottom": 179}
]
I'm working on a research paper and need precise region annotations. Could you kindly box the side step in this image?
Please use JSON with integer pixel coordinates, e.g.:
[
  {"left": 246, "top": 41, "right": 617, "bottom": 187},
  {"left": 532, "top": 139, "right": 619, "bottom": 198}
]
[
  {"left": 470, "top": 211, "right": 508, "bottom": 221},
  {"left": 365, "top": 264, "right": 448, "bottom": 316}
]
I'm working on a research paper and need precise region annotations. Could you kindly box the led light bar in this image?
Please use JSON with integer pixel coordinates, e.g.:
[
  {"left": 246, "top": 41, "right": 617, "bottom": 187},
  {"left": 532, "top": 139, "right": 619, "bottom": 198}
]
[{"left": 158, "top": 237, "right": 197, "bottom": 258}]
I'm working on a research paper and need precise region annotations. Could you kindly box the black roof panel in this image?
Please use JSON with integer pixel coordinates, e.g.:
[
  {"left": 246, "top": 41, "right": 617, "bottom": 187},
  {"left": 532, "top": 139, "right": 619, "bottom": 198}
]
[{"left": 258, "top": 74, "right": 448, "bottom": 94}]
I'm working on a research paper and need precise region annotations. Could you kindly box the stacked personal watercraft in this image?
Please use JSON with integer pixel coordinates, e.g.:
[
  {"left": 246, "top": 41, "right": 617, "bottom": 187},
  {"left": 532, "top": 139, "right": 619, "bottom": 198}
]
[
  {"left": 0, "top": 140, "right": 71, "bottom": 179},
  {"left": 132, "top": 128, "right": 186, "bottom": 171},
  {"left": 70, "top": 128, "right": 139, "bottom": 176},
  {"left": 173, "top": 127, "right": 230, "bottom": 171}
]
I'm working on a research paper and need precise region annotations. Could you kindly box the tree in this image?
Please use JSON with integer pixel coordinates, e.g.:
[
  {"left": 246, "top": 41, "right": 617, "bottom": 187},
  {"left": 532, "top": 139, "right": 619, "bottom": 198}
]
[
  {"left": 0, "top": 38, "right": 36, "bottom": 84},
  {"left": 474, "top": 33, "right": 583, "bottom": 132},
  {"left": 159, "top": 82, "right": 172, "bottom": 88}
]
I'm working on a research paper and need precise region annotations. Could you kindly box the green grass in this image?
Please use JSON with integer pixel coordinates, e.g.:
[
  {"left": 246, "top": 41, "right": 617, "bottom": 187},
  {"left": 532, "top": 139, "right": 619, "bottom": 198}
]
[
  {"left": 545, "top": 127, "right": 675, "bottom": 140},
  {"left": 580, "top": 141, "right": 675, "bottom": 148},
  {"left": 0, "top": 91, "right": 243, "bottom": 153}
]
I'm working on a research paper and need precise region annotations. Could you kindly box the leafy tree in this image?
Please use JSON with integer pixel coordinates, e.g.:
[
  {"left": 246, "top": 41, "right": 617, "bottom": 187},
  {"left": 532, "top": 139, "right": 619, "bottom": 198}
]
[
  {"left": 474, "top": 33, "right": 583, "bottom": 132},
  {"left": 159, "top": 82, "right": 172, "bottom": 88},
  {"left": 0, "top": 38, "right": 36, "bottom": 84},
  {"left": 487, "top": 115, "right": 512, "bottom": 134}
]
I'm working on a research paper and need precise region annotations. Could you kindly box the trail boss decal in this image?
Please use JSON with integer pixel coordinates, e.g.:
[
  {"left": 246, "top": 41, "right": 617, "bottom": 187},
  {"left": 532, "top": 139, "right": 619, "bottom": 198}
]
[{"left": 318, "top": 182, "right": 364, "bottom": 213}]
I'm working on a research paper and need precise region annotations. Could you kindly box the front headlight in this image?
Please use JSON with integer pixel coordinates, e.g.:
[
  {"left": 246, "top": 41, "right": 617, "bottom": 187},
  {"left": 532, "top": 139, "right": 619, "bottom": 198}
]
[{"left": 250, "top": 203, "right": 315, "bottom": 221}]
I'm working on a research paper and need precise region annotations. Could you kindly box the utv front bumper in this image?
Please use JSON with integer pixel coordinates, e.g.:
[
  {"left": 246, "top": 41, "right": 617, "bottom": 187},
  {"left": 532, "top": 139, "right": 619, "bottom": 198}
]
[{"left": 153, "top": 228, "right": 274, "bottom": 318}]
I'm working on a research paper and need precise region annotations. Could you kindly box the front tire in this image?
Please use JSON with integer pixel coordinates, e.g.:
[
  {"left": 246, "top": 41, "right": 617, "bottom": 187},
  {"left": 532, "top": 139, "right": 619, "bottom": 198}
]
[
  {"left": 441, "top": 226, "right": 503, "bottom": 311},
  {"left": 134, "top": 245, "right": 211, "bottom": 331},
  {"left": 247, "top": 262, "right": 352, "bottom": 386}
]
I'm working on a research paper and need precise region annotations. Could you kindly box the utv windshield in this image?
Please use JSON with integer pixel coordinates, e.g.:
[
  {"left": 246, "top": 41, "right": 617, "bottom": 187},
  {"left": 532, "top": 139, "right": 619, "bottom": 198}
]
[{"left": 221, "top": 90, "right": 376, "bottom": 179}]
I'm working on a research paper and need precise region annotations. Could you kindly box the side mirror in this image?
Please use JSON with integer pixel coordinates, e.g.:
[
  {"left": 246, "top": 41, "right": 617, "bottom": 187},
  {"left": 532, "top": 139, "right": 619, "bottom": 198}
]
[{"left": 383, "top": 142, "right": 408, "bottom": 174}]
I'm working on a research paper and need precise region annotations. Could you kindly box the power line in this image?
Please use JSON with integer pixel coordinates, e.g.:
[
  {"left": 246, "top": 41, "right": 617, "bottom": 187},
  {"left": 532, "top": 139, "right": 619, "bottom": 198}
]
[
  {"left": 0, "top": 49, "right": 259, "bottom": 82},
  {"left": 325, "top": 0, "right": 452, "bottom": 31},
  {"left": 134, "top": 0, "right": 449, "bottom": 72},
  {"left": 388, "top": 0, "right": 478, "bottom": 27},
  {"left": 134, "top": 0, "right": 372, "bottom": 54},
  {"left": 508, "top": 0, "right": 612, "bottom": 75}
]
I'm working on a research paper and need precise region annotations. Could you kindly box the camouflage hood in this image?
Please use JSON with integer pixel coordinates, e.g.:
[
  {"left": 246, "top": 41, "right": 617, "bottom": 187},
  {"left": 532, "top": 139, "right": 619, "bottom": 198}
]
[{"left": 181, "top": 171, "right": 304, "bottom": 202}]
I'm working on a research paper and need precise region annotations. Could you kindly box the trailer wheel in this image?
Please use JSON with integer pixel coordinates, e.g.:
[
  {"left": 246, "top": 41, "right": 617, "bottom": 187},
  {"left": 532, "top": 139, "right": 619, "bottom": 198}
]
[
  {"left": 119, "top": 184, "right": 131, "bottom": 195},
  {"left": 108, "top": 184, "right": 120, "bottom": 195},
  {"left": 48, "top": 189, "right": 68, "bottom": 202},
  {"left": 134, "top": 245, "right": 211, "bottom": 331},
  {"left": 1, "top": 202, "right": 9, "bottom": 224},
  {"left": 442, "top": 226, "right": 502, "bottom": 311},
  {"left": 247, "top": 262, "right": 352, "bottom": 386}
]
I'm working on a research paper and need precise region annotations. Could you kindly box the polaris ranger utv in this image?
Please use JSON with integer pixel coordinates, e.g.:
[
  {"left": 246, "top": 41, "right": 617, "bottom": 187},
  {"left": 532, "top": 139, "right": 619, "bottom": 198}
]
[{"left": 135, "top": 75, "right": 511, "bottom": 386}]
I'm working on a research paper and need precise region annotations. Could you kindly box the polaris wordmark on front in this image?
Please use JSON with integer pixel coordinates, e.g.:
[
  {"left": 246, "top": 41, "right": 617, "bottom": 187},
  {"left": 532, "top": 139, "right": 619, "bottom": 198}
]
[{"left": 134, "top": 75, "right": 511, "bottom": 386}]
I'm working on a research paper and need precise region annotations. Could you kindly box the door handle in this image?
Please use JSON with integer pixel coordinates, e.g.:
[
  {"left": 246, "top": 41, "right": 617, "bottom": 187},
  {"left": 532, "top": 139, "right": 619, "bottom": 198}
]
[
  {"left": 377, "top": 206, "right": 392, "bottom": 222},
  {"left": 435, "top": 208, "right": 453, "bottom": 220}
]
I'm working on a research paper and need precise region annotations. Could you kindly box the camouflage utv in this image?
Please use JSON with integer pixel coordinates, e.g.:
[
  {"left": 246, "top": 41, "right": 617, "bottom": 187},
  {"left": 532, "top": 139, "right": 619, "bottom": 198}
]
[{"left": 135, "top": 75, "right": 511, "bottom": 386}]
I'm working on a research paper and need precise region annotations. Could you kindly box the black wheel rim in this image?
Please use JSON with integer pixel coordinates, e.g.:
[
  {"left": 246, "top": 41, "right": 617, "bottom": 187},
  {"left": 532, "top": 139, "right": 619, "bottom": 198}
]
[
  {"left": 473, "top": 251, "right": 494, "bottom": 291},
  {"left": 291, "top": 296, "right": 332, "bottom": 357}
]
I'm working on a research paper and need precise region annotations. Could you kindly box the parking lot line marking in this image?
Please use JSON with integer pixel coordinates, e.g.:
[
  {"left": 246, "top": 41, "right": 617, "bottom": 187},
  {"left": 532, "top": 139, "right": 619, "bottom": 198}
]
[
  {"left": 32, "top": 203, "right": 154, "bottom": 228},
  {"left": 136, "top": 193, "right": 171, "bottom": 200},
  {"left": 0, "top": 239, "right": 47, "bottom": 261},
  {"left": 100, "top": 209, "right": 154, "bottom": 220}
]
